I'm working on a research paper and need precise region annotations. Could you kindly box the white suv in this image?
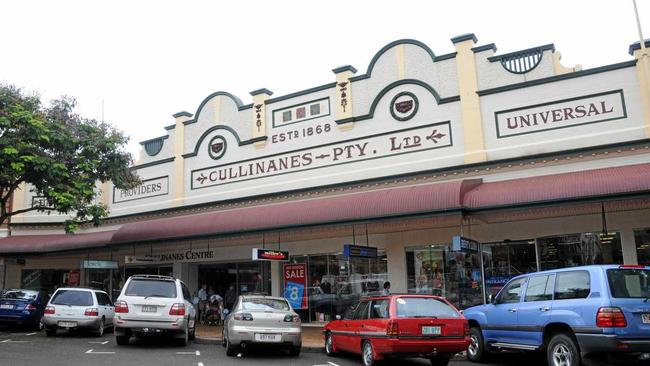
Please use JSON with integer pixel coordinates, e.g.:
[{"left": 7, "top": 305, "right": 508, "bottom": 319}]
[
  {"left": 114, "top": 275, "right": 196, "bottom": 346},
  {"left": 43, "top": 288, "right": 114, "bottom": 337}
]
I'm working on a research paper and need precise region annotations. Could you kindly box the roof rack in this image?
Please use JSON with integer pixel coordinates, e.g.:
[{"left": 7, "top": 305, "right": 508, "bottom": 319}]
[{"left": 129, "top": 274, "right": 175, "bottom": 280}]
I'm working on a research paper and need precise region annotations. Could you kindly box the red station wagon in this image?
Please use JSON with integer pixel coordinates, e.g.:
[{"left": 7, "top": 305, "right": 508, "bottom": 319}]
[{"left": 324, "top": 294, "right": 470, "bottom": 366}]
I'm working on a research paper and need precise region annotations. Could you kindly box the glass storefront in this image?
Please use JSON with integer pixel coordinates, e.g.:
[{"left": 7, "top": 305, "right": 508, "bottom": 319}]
[
  {"left": 20, "top": 269, "right": 72, "bottom": 295},
  {"left": 483, "top": 240, "right": 536, "bottom": 297},
  {"left": 197, "top": 261, "right": 271, "bottom": 305},
  {"left": 538, "top": 232, "right": 623, "bottom": 270},
  {"left": 290, "top": 251, "right": 387, "bottom": 323},
  {"left": 406, "top": 245, "right": 484, "bottom": 310},
  {"left": 634, "top": 228, "right": 650, "bottom": 265}
]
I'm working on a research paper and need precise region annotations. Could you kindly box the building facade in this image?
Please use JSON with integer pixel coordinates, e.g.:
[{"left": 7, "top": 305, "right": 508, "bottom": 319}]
[{"left": 2, "top": 34, "right": 650, "bottom": 322}]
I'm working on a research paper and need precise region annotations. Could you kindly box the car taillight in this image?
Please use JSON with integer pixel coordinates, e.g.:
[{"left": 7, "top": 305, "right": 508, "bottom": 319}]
[
  {"left": 114, "top": 301, "right": 129, "bottom": 313},
  {"left": 284, "top": 314, "right": 301, "bottom": 323},
  {"left": 234, "top": 312, "right": 254, "bottom": 321},
  {"left": 84, "top": 308, "right": 99, "bottom": 317},
  {"left": 25, "top": 304, "right": 37, "bottom": 311},
  {"left": 387, "top": 320, "right": 399, "bottom": 338},
  {"left": 44, "top": 306, "right": 55, "bottom": 315},
  {"left": 597, "top": 307, "right": 627, "bottom": 328},
  {"left": 169, "top": 303, "right": 185, "bottom": 316}
]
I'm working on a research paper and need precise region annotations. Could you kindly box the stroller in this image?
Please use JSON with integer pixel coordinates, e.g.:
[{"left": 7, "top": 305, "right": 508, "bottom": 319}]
[{"left": 202, "top": 294, "right": 223, "bottom": 326}]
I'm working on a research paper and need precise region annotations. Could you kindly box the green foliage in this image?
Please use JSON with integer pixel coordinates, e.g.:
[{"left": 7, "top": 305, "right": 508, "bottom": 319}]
[{"left": 0, "top": 83, "right": 140, "bottom": 232}]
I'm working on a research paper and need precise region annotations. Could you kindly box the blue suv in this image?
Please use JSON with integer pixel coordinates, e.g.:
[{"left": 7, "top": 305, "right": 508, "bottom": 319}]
[{"left": 464, "top": 265, "right": 650, "bottom": 365}]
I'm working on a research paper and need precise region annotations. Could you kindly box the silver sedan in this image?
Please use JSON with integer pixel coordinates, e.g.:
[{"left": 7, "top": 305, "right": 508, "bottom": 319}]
[{"left": 222, "top": 295, "right": 302, "bottom": 356}]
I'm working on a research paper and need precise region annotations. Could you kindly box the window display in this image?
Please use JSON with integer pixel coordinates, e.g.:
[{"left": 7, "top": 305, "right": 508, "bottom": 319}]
[
  {"left": 539, "top": 232, "right": 622, "bottom": 270},
  {"left": 290, "top": 250, "right": 387, "bottom": 322},
  {"left": 406, "top": 245, "right": 483, "bottom": 310},
  {"left": 634, "top": 228, "right": 650, "bottom": 265}
]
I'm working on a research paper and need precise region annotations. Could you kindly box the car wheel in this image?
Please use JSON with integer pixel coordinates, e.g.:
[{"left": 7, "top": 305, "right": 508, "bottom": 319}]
[
  {"left": 95, "top": 318, "right": 105, "bottom": 337},
  {"left": 362, "top": 340, "right": 376, "bottom": 366},
  {"left": 325, "top": 332, "right": 336, "bottom": 356},
  {"left": 289, "top": 346, "right": 301, "bottom": 357},
  {"left": 115, "top": 334, "right": 130, "bottom": 346},
  {"left": 547, "top": 333, "right": 580, "bottom": 366},
  {"left": 225, "top": 336, "right": 237, "bottom": 357},
  {"left": 467, "top": 327, "right": 488, "bottom": 363},
  {"left": 45, "top": 327, "right": 56, "bottom": 337},
  {"left": 177, "top": 324, "right": 189, "bottom": 346},
  {"left": 430, "top": 354, "right": 451, "bottom": 366}
]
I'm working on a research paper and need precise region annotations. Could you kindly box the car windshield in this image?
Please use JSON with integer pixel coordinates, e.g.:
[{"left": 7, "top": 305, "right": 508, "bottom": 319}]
[
  {"left": 607, "top": 268, "right": 650, "bottom": 299},
  {"left": 51, "top": 290, "right": 93, "bottom": 306},
  {"left": 125, "top": 279, "right": 177, "bottom": 298},
  {"left": 242, "top": 298, "right": 290, "bottom": 311},
  {"left": 0, "top": 290, "right": 37, "bottom": 301},
  {"left": 395, "top": 297, "right": 460, "bottom": 318}
]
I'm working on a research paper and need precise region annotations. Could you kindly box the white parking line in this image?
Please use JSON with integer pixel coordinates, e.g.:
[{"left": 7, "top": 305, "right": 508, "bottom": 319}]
[
  {"left": 198, "top": 363, "right": 204, "bottom": 366},
  {"left": 88, "top": 341, "right": 109, "bottom": 344},
  {"left": 176, "top": 350, "right": 200, "bottom": 356},
  {"left": 25, "top": 332, "right": 37, "bottom": 336},
  {"left": 1, "top": 339, "right": 29, "bottom": 343},
  {"left": 85, "top": 349, "right": 115, "bottom": 354}
]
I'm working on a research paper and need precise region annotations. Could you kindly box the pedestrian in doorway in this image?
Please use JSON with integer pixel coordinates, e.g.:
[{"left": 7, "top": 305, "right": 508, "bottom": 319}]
[
  {"left": 381, "top": 281, "right": 391, "bottom": 295},
  {"left": 224, "top": 284, "right": 236, "bottom": 311},
  {"left": 198, "top": 283, "right": 208, "bottom": 323}
]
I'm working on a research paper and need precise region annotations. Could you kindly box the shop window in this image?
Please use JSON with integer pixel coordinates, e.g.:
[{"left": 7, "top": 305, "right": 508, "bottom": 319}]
[
  {"left": 482, "top": 240, "right": 536, "bottom": 297},
  {"left": 634, "top": 228, "right": 650, "bottom": 265},
  {"left": 539, "top": 232, "right": 622, "bottom": 271},
  {"left": 405, "top": 244, "right": 483, "bottom": 310},
  {"left": 289, "top": 250, "right": 387, "bottom": 323}
]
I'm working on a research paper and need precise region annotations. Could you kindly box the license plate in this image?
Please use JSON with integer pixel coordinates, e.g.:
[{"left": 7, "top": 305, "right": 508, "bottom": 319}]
[
  {"left": 422, "top": 326, "right": 442, "bottom": 335},
  {"left": 255, "top": 333, "right": 281, "bottom": 342},
  {"left": 142, "top": 305, "right": 157, "bottom": 313},
  {"left": 642, "top": 314, "right": 650, "bottom": 324},
  {"left": 0, "top": 304, "right": 13, "bottom": 310},
  {"left": 58, "top": 321, "right": 77, "bottom": 328}
]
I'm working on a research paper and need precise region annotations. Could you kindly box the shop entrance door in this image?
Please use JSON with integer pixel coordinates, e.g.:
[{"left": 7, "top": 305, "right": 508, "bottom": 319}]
[{"left": 197, "top": 261, "right": 270, "bottom": 309}]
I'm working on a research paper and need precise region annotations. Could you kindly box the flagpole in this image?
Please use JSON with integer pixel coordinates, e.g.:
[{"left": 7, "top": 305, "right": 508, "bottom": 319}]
[{"left": 633, "top": 0, "right": 646, "bottom": 52}]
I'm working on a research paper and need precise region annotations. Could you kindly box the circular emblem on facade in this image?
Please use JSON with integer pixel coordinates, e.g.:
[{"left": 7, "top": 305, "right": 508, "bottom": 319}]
[
  {"left": 390, "top": 91, "right": 419, "bottom": 121},
  {"left": 208, "top": 135, "right": 227, "bottom": 160}
]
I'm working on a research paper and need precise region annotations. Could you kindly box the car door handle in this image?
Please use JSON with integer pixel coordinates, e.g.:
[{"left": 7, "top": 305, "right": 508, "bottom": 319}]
[
  {"left": 508, "top": 308, "right": 517, "bottom": 313},
  {"left": 539, "top": 306, "right": 550, "bottom": 312}
]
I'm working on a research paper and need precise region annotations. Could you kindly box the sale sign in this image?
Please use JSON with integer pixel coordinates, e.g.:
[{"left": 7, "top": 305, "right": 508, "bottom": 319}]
[{"left": 283, "top": 263, "right": 307, "bottom": 309}]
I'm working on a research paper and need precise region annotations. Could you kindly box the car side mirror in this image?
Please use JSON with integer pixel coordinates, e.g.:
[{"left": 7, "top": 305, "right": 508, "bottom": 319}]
[
  {"left": 335, "top": 315, "right": 341, "bottom": 320},
  {"left": 488, "top": 294, "right": 495, "bottom": 304}
]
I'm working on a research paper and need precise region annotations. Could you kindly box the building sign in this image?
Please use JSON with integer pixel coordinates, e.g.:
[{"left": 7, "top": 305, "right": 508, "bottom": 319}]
[
  {"left": 452, "top": 236, "right": 479, "bottom": 253},
  {"left": 495, "top": 90, "right": 626, "bottom": 138},
  {"left": 343, "top": 244, "right": 378, "bottom": 258},
  {"left": 124, "top": 250, "right": 214, "bottom": 264},
  {"left": 283, "top": 263, "right": 307, "bottom": 309},
  {"left": 113, "top": 176, "right": 169, "bottom": 204},
  {"left": 124, "top": 256, "right": 156, "bottom": 264},
  {"left": 208, "top": 136, "right": 227, "bottom": 160},
  {"left": 252, "top": 248, "right": 289, "bottom": 261},
  {"left": 82, "top": 260, "right": 118, "bottom": 269},
  {"left": 192, "top": 121, "right": 452, "bottom": 189}
]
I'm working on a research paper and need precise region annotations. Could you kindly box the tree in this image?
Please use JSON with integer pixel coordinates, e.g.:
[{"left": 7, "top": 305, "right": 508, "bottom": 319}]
[{"left": 0, "top": 83, "right": 140, "bottom": 233}]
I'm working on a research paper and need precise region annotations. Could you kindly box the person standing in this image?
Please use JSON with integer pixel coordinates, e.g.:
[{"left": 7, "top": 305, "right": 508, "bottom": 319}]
[
  {"left": 198, "top": 283, "right": 208, "bottom": 323},
  {"left": 224, "top": 284, "right": 237, "bottom": 311},
  {"left": 381, "top": 281, "right": 391, "bottom": 295}
]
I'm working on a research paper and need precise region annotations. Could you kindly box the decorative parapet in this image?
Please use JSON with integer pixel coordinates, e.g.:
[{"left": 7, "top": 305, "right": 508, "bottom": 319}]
[
  {"left": 140, "top": 136, "right": 169, "bottom": 157},
  {"left": 487, "top": 44, "right": 555, "bottom": 74}
]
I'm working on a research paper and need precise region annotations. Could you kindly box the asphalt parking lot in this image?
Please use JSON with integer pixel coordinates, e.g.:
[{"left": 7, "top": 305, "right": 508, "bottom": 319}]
[{"left": 0, "top": 326, "right": 550, "bottom": 366}]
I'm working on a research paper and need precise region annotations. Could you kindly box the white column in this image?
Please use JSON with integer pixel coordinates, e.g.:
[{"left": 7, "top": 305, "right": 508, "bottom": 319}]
[
  {"left": 621, "top": 228, "right": 639, "bottom": 265},
  {"left": 386, "top": 240, "right": 407, "bottom": 293},
  {"left": 271, "top": 261, "right": 281, "bottom": 297}
]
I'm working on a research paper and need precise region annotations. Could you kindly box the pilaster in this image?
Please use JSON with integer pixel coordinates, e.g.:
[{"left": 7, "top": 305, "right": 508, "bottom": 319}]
[
  {"left": 250, "top": 88, "right": 273, "bottom": 148},
  {"left": 332, "top": 65, "right": 357, "bottom": 130},
  {"left": 172, "top": 111, "right": 193, "bottom": 207},
  {"left": 630, "top": 40, "right": 650, "bottom": 138},
  {"left": 452, "top": 33, "right": 487, "bottom": 164}
]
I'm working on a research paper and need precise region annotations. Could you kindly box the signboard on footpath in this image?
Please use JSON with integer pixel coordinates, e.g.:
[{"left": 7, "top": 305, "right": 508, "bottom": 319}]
[{"left": 283, "top": 263, "right": 307, "bottom": 309}]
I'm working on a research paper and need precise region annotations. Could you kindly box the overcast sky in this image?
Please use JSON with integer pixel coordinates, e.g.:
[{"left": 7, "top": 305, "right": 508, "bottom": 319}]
[{"left": 1, "top": 0, "right": 648, "bottom": 157}]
